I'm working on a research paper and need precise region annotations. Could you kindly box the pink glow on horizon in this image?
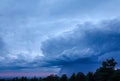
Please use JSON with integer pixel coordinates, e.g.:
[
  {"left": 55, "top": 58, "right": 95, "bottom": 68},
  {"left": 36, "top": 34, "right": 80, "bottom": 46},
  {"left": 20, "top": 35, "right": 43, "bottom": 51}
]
[{"left": 0, "top": 72, "right": 57, "bottom": 77}]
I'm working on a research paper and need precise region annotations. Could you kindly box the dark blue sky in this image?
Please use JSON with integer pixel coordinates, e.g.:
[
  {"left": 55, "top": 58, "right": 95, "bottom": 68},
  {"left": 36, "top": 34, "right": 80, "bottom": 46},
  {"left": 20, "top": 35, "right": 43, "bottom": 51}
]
[{"left": 0, "top": 0, "right": 120, "bottom": 77}]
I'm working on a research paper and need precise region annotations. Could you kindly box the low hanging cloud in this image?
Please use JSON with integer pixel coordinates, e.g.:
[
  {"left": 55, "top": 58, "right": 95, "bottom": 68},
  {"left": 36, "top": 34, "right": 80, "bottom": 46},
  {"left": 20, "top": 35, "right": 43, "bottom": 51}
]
[{"left": 41, "top": 19, "right": 120, "bottom": 75}]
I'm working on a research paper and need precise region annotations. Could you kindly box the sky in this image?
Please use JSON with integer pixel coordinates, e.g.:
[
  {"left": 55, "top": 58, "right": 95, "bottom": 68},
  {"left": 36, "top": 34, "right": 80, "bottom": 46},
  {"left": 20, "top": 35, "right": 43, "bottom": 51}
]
[{"left": 0, "top": 0, "right": 120, "bottom": 77}]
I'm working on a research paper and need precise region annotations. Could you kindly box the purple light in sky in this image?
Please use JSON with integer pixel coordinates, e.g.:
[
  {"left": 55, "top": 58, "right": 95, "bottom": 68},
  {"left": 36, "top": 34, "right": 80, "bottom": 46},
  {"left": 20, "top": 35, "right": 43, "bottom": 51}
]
[{"left": 0, "top": 72, "right": 56, "bottom": 77}]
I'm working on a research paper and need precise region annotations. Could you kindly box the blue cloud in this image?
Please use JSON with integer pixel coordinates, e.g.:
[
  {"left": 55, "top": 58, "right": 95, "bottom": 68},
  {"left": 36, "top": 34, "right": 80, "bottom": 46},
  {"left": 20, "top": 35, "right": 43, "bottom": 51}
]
[
  {"left": 0, "top": 0, "right": 120, "bottom": 75},
  {"left": 0, "top": 37, "right": 8, "bottom": 56},
  {"left": 41, "top": 19, "right": 120, "bottom": 75}
]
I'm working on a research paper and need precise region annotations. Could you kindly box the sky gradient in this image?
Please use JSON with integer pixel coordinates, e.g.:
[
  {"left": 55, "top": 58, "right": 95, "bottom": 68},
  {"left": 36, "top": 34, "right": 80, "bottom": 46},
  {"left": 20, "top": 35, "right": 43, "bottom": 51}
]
[{"left": 0, "top": 0, "right": 120, "bottom": 77}]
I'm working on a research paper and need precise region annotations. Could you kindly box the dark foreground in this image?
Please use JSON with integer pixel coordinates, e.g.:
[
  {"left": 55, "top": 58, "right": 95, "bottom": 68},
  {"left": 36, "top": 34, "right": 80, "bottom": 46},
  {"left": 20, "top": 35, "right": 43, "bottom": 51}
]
[{"left": 0, "top": 58, "right": 120, "bottom": 81}]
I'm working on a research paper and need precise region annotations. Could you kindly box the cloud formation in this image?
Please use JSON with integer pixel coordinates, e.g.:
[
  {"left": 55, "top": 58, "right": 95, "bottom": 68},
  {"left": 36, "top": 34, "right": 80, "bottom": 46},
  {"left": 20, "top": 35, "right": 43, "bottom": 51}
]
[
  {"left": 0, "top": 0, "right": 120, "bottom": 76},
  {"left": 41, "top": 19, "right": 120, "bottom": 75}
]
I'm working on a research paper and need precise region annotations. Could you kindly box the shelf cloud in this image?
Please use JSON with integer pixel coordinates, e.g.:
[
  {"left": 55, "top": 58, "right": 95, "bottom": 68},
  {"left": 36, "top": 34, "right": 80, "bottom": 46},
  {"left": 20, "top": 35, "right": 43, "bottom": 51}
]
[
  {"left": 0, "top": 0, "right": 120, "bottom": 77},
  {"left": 41, "top": 19, "right": 120, "bottom": 75}
]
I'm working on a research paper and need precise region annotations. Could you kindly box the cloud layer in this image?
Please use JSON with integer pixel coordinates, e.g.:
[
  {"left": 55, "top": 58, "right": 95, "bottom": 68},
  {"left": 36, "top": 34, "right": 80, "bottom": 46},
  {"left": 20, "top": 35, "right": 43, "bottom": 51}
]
[
  {"left": 41, "top": 19, "right": 120, "bottom": 75},
  {"left": 0, "top": 0, "right": 120, "bottom": 76}
]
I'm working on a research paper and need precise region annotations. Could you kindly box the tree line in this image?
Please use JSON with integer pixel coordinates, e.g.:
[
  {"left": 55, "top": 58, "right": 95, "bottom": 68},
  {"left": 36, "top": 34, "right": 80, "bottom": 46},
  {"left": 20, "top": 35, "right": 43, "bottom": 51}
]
[{"left": 0, "top": 58, "right": 120, "bottom": 81}]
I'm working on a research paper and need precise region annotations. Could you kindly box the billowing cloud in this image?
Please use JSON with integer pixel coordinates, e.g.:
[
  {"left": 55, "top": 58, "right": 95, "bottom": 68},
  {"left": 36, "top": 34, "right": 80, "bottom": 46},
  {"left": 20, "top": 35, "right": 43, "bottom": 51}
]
[
  {"left": 41, "top": 19, "right": 120, "bottom": 75},
  {"left": 0, "top": 0, "right": 120, "bottom": 77}
]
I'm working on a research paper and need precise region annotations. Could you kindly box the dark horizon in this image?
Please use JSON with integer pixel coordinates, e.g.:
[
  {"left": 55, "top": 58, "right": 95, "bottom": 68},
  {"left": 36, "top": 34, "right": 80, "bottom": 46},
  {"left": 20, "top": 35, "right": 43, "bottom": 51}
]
[{"left": 0, "top": 58, "right": 120, "bottom": 81}]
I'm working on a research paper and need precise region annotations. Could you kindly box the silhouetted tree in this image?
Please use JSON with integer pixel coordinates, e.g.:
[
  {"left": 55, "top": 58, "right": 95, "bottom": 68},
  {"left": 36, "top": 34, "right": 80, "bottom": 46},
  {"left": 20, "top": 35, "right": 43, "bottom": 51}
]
[
  {"left": 76, "top": 72, "right": 86, "bottom": 81},
  {"left": 94, "top": 58, "right": 117, "bottom": 81},
  {"left": 0, "top": 79, "right": 5, "bottom": 81},
  {"left": 11, "top": 77, "right": 20, "bottom": 81},
  {"left": 86, "top": 72, "right": 94, "bottom": 81},
  {"left": 0, "top": 58, "right": 120, "bottom": 81},
  {"left": 45, "top": 75, "right": 55, "bottom": 81},
  {"left": 30, "top": 76, "right": 39, "bottom": 81},
  {"left": 60, "top": 74, "right": 68, "bottom": 81},
  {"left": 21, "top": 77, "right": 27, "bottom": 81},
  {"left": 109, "top": 69, "right": 120, "bottom": 81},
  {"left": 54, "top": 75, "right": 60, "bottom": 81},
  {"left": 69, "top": 73, "right": 76, "bottom": 81},
  {"left": 39, "top": 77, "right": 43, "bottom": 81},
  {"left": 102, "top": 58, "right": 117, "bottom": 69}
]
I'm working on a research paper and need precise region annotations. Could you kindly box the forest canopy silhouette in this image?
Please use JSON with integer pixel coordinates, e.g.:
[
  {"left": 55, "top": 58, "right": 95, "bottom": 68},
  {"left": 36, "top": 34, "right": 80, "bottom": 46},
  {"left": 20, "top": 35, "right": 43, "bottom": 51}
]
[{"left": 0, "top": 58, "right": 120, "bottom": 81}]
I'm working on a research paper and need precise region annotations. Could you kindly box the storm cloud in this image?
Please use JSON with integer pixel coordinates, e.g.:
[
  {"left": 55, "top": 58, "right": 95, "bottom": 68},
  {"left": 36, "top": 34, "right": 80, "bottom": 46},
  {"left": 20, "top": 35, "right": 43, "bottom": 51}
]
[
  {"left": 41, "top": 19, "right": 120, "bottom": 75},
  {"left": 0, "top": 0, "right": 120, "bottom": 77}
]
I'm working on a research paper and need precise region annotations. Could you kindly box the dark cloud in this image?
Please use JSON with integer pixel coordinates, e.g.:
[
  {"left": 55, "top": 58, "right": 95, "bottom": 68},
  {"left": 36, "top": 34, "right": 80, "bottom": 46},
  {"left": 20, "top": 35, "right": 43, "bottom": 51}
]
[
  {"left": 41, "top": 19, "right": 120, "bottom": 75},
  {"left": 0, "top": 0, "right": 120, "bottom": 75}
]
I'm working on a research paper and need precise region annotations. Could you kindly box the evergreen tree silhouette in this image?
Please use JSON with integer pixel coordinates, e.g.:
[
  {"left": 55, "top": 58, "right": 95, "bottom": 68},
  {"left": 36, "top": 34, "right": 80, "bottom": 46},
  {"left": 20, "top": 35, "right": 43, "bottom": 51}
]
[
  {"left": 60, "top": 74, "right": 68, "bottom": 81},
  {"left": 94, "top": 58, "right": 117, "bottom": 81},
  {"left": 86, "top": 72, "right": 94, "bottom": 81},
  {"left": 69, "top": 73, "right": 76, "bottom": 81},
  {"left": 76, "top": 72, "right": 86, "bottom": 81}
]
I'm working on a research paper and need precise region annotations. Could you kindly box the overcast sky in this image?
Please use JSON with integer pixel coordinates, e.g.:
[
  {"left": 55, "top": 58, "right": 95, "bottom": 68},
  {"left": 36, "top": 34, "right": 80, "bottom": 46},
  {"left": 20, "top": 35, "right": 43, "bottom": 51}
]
[{"left": 0, "top": 0, "right": 120, "bottom": 77}]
